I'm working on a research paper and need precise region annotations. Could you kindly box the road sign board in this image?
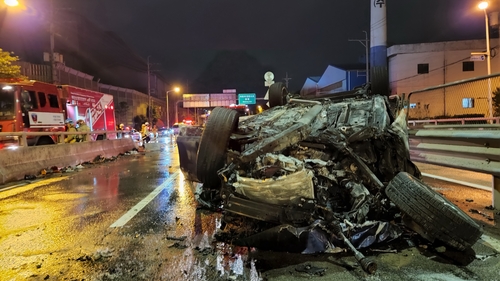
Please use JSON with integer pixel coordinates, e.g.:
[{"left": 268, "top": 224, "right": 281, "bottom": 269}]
[
  {"left": 238, "top": 93, "right": 256, "bottom": 105},
  {"left": 470, "top": 55, "right": 485, "bottom": 61}
]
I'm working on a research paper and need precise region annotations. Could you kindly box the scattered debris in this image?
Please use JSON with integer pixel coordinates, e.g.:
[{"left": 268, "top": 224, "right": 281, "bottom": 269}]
[
  {"left": 166, "top": 236, "right": 187, "bottom": 241},
  {"left": 168, "top": 242, "right": 188, "bottom": 249},
  {"left": 369, "top": 248, "right": 398, "bottom": 253},
  {"left": 469, "top": 209, "right": 494, "bottom": 221},
  {"left": 295, "top": 264, "right": 326, "bottom": 276},
  {"left": 75, "top": 164, "right": 84, "bottom": 169},
  {"left": 434, "top": 246, "right": 446, "bottom": 253},
  {"left": 466, "top": 199, "right": 474, "bottom": 202},
  {"left": 24, "top": 174, "right": 36, "bottom": 180},
  {"left": 485, "top": 205, "right": 495, "bottom": 210}
]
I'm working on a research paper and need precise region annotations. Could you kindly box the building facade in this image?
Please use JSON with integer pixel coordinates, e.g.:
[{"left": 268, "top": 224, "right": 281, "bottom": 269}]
[
  {"left": 388, "top": 39, "right": 500, "bottom": 119},
  {"left": 300, "top": 65, "right": 367, "bottom": 97}
]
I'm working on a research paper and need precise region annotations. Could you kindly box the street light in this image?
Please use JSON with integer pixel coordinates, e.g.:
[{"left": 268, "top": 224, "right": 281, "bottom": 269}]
[
  {"left": 3, "top": 0, "right": 57, "bottom": 84},
  {"left": 166, "top": 87, "right": 180, "bottom": 128},
  {"left": 4, "top": 0, "right": 19, "bottom": 7},
  {"left": 479, "top": 1, "right": 493, "bottom": 121}
]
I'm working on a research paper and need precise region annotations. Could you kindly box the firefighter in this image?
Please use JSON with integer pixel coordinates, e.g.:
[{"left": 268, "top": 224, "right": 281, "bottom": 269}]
[
  {"left": 117, "top": 123, "right": 124, "bottom": 139},
  {"left": 76, "top": 119, "right": 90, "bottom": 142},
  {"left": 64, "top": 119, "right": 77, "bottom": 143},
  {"left": 141, "top": 122, "right": 150, "bottom": 147}
]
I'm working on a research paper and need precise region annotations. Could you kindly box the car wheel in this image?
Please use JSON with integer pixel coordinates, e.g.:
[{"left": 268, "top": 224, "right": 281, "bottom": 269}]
[
  {"left": 196, "top": 107, "right": 239, "bottom": 188},
  {"left": 385, "top": 172, "right": 482, "bottom": 251},
  {"left": 269, "top": 82, "right": 288, "bottom": 108}
]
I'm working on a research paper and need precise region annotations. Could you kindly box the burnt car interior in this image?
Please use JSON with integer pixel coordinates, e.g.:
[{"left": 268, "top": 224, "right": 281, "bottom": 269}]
[{"left": 177, "top": 83, "right": 482, "bottom": 274}]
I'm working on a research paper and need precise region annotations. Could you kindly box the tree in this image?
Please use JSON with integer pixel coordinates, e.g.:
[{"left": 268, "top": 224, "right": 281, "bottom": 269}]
[
  {"left": 116, "top": 101, "right": 130, "bottom": 116},
  {"left": 133, "top": 114, "right": 147, "bottom": 130},
  {"left": 0, "top": 48, "right": 25, "bottom": 79},
  {"left": 493, "top": 87, "right": 500, "bottom": 117}
]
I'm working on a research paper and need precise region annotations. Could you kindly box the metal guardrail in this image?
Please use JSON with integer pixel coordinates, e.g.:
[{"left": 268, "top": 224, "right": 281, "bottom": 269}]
[
  {"left": 0, "top": 130, "right": 136, "bottom": 147},
  {"left": 408, "top": 117, "right": 500, "bottom": 127},
  {"left": 409, "top": 126, "right": 500, "bottom": 207}
]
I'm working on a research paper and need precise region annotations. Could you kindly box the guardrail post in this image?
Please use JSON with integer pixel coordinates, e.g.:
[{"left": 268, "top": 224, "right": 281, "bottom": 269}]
[
  {"left": 494, "top": 175, "right": 500, "bottom": 208},
  {"left": 21, "top": 132, "right": 27, "bottom": 147}
]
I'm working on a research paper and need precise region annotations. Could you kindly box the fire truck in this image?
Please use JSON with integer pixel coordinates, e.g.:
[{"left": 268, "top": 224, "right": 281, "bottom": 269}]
[
  {"left": 59, "top": 85, "right": 116, "bottom": 140},
  {"left": 0, "top": 79, "right": 116, "bottom": 148}
]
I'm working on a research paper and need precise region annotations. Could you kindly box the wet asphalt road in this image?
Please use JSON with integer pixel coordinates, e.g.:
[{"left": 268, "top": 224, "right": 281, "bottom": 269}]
[{"left": 0, "top": 137, "right": 500, "bottom": 281}]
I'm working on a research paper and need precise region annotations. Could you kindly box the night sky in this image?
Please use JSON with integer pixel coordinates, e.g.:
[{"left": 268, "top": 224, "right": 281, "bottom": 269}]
[{"left": 19, "top": 0, "right": 493, "bottom": 90}]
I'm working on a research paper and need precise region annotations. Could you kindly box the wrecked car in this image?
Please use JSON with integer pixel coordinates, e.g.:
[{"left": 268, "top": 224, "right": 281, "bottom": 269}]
[{"left": 178, "top": 84, "right": 482, "bottom": 273}]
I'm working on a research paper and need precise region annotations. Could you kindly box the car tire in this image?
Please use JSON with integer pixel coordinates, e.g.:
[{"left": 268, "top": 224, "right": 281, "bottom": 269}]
[
  {"left": 269, "top": 82, "right": 288, "bottom": 108},
  {"left": 385, "top": 172, "right": 482, "bottom": 251},
  {"left": 196, "top": 107, "right": 239, "bottom": 188}
]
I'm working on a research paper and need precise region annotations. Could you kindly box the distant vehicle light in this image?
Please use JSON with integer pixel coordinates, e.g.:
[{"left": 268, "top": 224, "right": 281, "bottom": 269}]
[{"left": 2, "top": 85, "right": 13, "bottom": 90}]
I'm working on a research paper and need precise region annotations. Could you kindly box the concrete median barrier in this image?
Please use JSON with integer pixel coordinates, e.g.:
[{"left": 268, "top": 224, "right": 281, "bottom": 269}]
[{"left": 0, "top": 138, "right": 137, "bottom": 184}]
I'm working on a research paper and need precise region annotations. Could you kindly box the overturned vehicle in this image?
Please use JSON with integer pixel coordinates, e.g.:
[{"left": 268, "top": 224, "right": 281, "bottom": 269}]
[{"left": 177, "top": 84, "right": 482, "bottom": 273}]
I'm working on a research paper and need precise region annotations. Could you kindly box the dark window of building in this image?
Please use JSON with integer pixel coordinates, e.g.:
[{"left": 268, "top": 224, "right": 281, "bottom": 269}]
[
  {"left": 48, "top": 94, "right": 59, "bottom": 108},
  {"left": 463, "top": 61, "right": 474, "bottom": 72},
  {"left": 417, "top": 63, "right": 429, "bottom": 74},
  {"left": 38, "top": 92, "right": 47, "bottom": 107}
]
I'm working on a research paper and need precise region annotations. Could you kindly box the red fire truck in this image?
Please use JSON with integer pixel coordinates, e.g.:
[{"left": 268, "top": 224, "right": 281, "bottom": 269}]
[
  {"left": 0, "top": 79, "right": 116, "bottom": 148},
  {"left": 59, "top": 85, "right": 116, "bottom": 140}
]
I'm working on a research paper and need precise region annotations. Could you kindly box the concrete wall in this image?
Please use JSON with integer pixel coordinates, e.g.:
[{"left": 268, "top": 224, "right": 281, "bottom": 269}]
[{"left": 0, "top": 138, "right": 137, "bottom": 184}]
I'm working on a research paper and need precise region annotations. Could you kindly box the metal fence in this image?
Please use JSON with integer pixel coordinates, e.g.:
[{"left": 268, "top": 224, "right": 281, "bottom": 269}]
[
  {"left": 407, "top": 73, "right": 500, "bottom": 123},
  {"left": 409, "top": 125, "right": 500, "bottom": 207}
]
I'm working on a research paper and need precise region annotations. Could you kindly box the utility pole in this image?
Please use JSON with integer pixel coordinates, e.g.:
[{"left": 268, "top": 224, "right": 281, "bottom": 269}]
[
  {"left": 49, "top": 0, "right": 58, "bottom": 84},
  {"left": 283, "top": 72, "right": 292, "bottom": 88},
  {"left": 348, "top": 31, "right": 370, "bottom": 83},
  {"left": 147, "top": 55, "right": 151, "bottom": 125}
]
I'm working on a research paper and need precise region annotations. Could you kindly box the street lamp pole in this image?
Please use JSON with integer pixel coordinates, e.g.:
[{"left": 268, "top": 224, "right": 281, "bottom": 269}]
[
  {"left": 166, "top": 87, "right": 180, "bottom": 127},
  {"left": 479, "top": 1, "right": 493, "bottom": 120},
  {"left": 49, "top": 0, "right": 57, "bottom": 84},
  {"left": 484, "top": 8, "right": 493, "bottom": 120},
  {"left": 147, "top": 55, "right": 151, "bottom": 124}
]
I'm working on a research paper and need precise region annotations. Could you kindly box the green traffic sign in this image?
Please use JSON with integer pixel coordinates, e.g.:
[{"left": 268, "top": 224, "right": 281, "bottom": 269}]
[{"left": 238, "top": 93, "right": 256, "bottom": 105}]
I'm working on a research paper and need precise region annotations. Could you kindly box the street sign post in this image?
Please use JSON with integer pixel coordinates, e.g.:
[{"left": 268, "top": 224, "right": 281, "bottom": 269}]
[{"left": 238, "top": 93, "right": 256, "bottom": 105}]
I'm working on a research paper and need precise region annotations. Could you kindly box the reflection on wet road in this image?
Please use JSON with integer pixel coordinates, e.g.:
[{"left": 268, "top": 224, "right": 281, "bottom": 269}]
[{"left": 0, "top": 137, "right": 499, "bottom": 280}]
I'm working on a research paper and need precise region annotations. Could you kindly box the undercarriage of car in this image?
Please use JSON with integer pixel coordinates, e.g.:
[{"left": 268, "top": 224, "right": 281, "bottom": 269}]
[{"left": 177, "top": 86, "right": 482, "bottom": 274}]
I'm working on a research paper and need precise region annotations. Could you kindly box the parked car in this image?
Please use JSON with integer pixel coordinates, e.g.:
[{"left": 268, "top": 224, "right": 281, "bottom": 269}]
[
  {"left": 177, "top": 84, "right": 482, "bottom": 273},
  {"left": 124, "top": 129, "right": 141, "bottom": 143},
  {"left": 158, "top": 127, "right": 172, "bottom": 136}
]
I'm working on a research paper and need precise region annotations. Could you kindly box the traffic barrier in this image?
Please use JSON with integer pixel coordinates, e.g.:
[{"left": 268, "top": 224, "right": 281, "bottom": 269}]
[
  {"left": 410, "top": 126, "right": 500, "bottom": 208},
  {"left": 0, "top": 138, "right": 136, "bottom": 184}
]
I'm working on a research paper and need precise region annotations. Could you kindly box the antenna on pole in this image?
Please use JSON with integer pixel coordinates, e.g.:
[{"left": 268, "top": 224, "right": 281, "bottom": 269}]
[
  {"left": 283, "top": 72, "right": 292, "bottom": 88},
  {"left": 348, "top": 31, "right": 370, "bottom": 83}
]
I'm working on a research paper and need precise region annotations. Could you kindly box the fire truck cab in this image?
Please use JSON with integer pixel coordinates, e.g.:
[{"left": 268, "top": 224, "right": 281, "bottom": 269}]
[
  {"left": 0, "top": 79, "right": 65, "bottom": 147},
  {"left": 0, "top": 79, "right": 117, "bottom": 148}
]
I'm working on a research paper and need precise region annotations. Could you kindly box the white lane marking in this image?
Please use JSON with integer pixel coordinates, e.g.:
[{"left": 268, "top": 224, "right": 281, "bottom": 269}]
[
  {"left": 422, "top": 172, "right": 491, "bottom": 191},
  {"left": 480, "top": 234, "right": 500, "bottom": 252},
  {"left": 110, "top": 171, "right": 180, "bottom": 228}
]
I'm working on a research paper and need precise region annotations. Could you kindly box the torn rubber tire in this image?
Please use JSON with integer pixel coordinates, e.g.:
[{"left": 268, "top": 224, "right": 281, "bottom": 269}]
[
  {"left": 385, "top": 172, "right": 482, "bottom": 251},
  {"left": 269, "top": 82, "right": 288, "bottom": 108},
  {"left": 196, "top": 107, "right": 239, "bottom": 188}
]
